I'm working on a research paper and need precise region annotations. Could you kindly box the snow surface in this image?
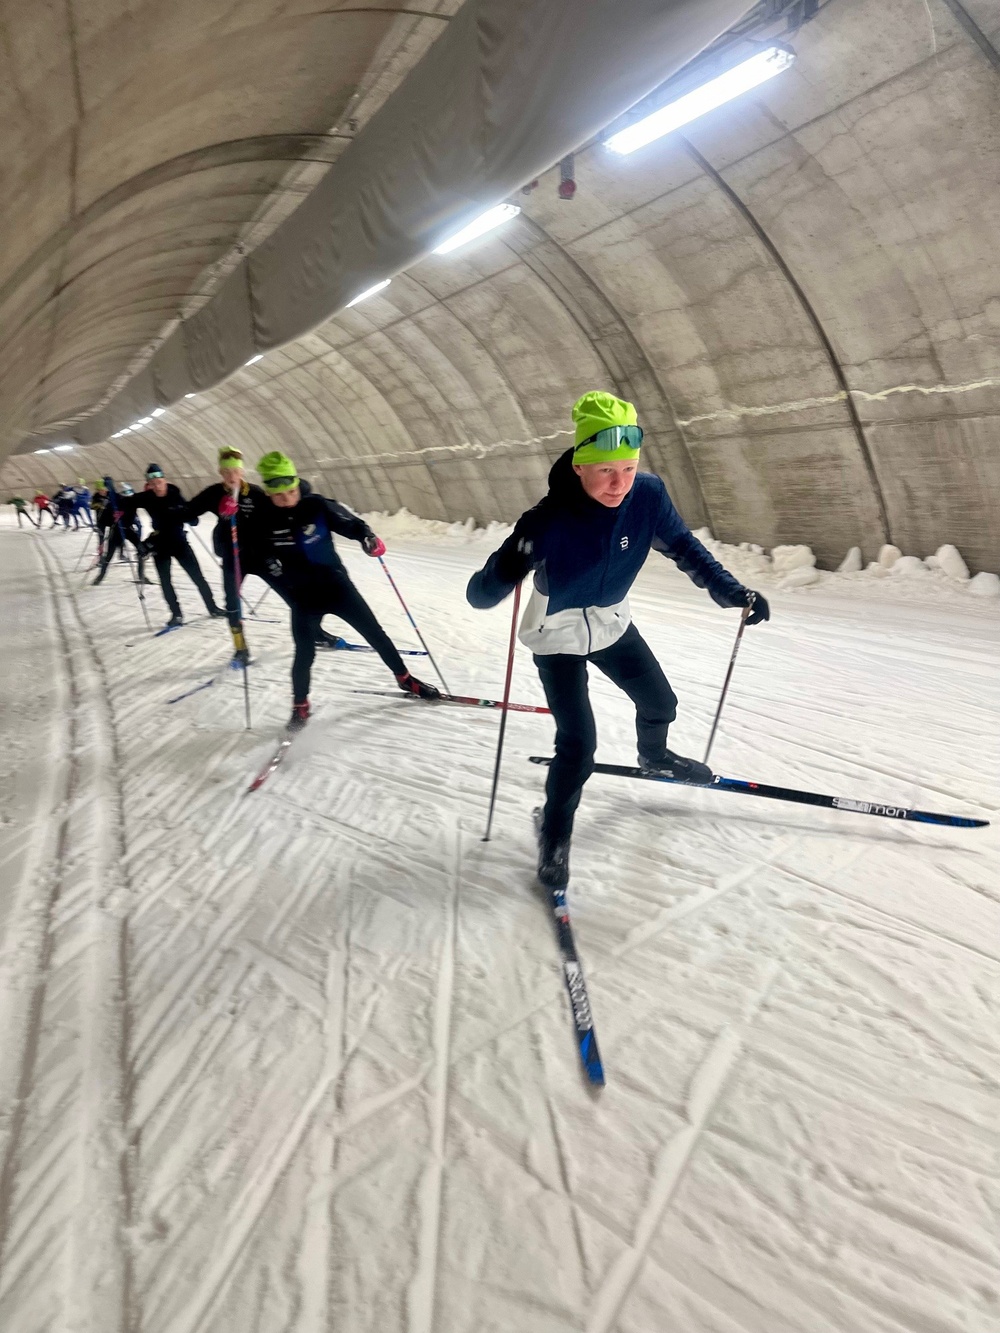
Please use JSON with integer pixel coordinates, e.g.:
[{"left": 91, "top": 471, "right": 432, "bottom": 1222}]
[{"left": 1, "top": 511, "right": 998, "bottom": 1333}]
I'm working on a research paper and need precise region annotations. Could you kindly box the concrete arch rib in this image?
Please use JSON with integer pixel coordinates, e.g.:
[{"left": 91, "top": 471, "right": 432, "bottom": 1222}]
[
  {"left": 680, "top": 138, "right": 892, "bottom": 547},
  {"left": 506, "top": 214, "right": 711, "bottom": 529}
]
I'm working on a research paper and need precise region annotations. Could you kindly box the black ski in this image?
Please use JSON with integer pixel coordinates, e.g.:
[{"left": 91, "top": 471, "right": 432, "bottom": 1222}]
[
  {"left": 549, "top": 883, "right": 605, "bottom": 1086},
  {"left": 529, "top": 757, "right": 988, "bottom": 829}
]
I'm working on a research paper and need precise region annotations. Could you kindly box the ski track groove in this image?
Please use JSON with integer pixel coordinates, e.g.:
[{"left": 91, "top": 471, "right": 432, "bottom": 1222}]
[
  {"left": 0, "top": 534, "right": 137, "bottom": 1331},
  {"left": 406, "top": 817, "right": 461, "bottom": 1333},
  {"left": 585, "top": 957, "right": 784, "bottom": 1333}
]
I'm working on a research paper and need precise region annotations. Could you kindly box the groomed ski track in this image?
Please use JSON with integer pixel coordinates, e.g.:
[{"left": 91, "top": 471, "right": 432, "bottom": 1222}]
[{"left": 1, "top": 514, "right": 998, "bottom": 1333}]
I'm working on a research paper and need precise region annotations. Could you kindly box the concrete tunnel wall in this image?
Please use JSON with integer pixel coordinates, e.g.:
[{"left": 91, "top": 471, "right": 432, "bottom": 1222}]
[{"left": 5, "top": 0, "right": 1000, "bottom": 572}]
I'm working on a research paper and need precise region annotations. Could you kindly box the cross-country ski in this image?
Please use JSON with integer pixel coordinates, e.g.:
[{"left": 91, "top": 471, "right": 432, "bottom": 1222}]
[{"left": 528, "top": 757, "right": 990, "bottom": 829}]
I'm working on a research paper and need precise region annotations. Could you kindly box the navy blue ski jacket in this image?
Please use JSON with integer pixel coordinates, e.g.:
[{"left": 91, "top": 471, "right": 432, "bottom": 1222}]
[{"left": 467, "top": 449, "right": 747, "bottom": 655}]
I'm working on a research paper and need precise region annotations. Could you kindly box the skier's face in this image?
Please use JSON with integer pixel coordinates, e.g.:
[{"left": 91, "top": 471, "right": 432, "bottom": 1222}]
[
  {"left": 219, "top": 465, "right": 243, "bottom": 489},
  {"left": 270, "top": 487, "right": 301, "bottom": 509},
  {"left": 573, "top": 459, "right": 638, "bottom": 507},
  {"left": 148, "top": 477, "right": 168, "bottom": 497}
]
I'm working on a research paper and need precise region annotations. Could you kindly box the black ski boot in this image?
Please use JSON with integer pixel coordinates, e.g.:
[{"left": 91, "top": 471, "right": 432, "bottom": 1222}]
[
  {"left": 208, "top": 603, "right": 227, "bottom": 618},
  {"left": 639, "top": 749, "right": 713, "bottom": 784},
  {"left": 232, "top": 647, "right": 251, "bottom": 668},
  {"left": 534, "top": 808, "right": 571, "bottom": 889},
  {"left": 91, "top": 565, "right": 108, "bottom": 586},
  {"left": 164, "top": 613, "right": 184, "bottom": 630},
  {"left": 396, "top": 672, "right": 441, "bottom": 700},
  {"left": 287, "top": 699, "right": 311, "bottom": 731},
  {"left": 315, "top": 629, "right": 348, "bottom": 650}
]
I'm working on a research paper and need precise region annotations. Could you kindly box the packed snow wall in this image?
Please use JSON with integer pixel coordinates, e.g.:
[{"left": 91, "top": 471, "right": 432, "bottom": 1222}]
[{"left": 4, "top": 0, "right": 1000, "bottom": 572}]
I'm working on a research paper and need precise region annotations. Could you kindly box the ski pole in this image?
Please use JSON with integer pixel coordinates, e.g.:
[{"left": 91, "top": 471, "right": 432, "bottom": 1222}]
[
  {"left": 228, "top": 497, "right": 252, "bottom": 730},
  {"left": 251, "top": 586, "right": 271, "bottom": 615},
  {"left": 482, "top": 580, "right": 522, "bottom": 842},
  {"left": 377, "top": 554, "right": 450, "bottom": 694},
  {"left": 702, "top": 599, "right": 752, "bottom": 765}
]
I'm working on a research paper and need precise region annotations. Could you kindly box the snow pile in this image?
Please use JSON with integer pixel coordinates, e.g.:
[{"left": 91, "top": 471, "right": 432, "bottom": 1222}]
[
  {"left": 929, "top": 543, "right": 970, "bottom": 581},
  {"left": 358, "top": 508, "right": 1000, "bottom": 604},
  {"left": 364, "top": 506, "right": 512, "bottom": 545},
  {"left": 878, "top": 544, "right": 903, "bottom": 569},
  {"left": 970, "top": 570, "right": 1000, "bottom": 597}
]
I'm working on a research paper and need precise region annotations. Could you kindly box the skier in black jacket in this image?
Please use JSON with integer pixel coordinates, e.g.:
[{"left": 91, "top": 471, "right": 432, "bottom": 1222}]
[
  {"left": 185, "top": 447, "right": 344, "bottom": 662},
  {"left": 256, "top": 451, "right": 439, "bottom": 729},
  {"left": 125, "top": 464, "right": 224, "bottom": 628},
  {"left": 92, "top": 478, "right": 150, "bottom": 584},
  {"left": 467, "top": 391, "right": 770, "bottom": 887}
]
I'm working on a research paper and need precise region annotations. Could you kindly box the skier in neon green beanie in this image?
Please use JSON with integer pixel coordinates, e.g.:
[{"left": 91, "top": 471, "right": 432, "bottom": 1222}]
[
  {"left": 254, "top": 450, "right": 440, "bottom": 729},
  {"left": 468, "top": 390, "right": 770, "bottom": 888}
]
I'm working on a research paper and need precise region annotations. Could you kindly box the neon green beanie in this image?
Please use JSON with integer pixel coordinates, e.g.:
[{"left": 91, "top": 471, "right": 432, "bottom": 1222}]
[
  {"left": 218, "top": 446, "right": 244, "bottom": 468},
  {"left": 571, "top": 391, "right": 641, "bottom": 464},
  {"left": 257, "top": 451, "right": 299, "bottom": 493}
]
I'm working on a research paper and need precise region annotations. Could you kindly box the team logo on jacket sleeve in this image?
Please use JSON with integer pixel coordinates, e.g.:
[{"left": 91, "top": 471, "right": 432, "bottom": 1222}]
[{"left": 620, "top": 535, "right": 629, "bottom": 550}]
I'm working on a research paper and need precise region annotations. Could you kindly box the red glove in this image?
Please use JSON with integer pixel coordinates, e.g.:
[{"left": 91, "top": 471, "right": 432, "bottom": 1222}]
[
  {"left": 218, "top": 494, "right": 238, "bottom": 518},
  {"left": 362, "top": 534, "right": 386, "bottom": 558}
]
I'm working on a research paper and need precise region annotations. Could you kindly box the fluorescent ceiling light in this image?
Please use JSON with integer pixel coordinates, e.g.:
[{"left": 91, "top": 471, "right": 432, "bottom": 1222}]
[
  {"left": 130, "top": 421, "right": 145, "bottom": 430},
  {"left": 432, "top": 203, "right": 520, "bottom": 255},
  {"left": 245, "top": 354, "right": 264, "bottom": 366},
  {"left": 34, "top": 448, "right": 50, "bottom": 454},
  {"left": 152, "top": 407, "right": 166, "bottom": 417},
  {"left": 184, "top": 393, "right": 196, "bottom": 399},
  {"left": 346, "top": 278, "right": 391, "bottom": 307},
  {"left": 605, "top": 46, "right": 795, "bottom": 155},
  {"left": 53, "top": 444, "right": 74, "bottom": 452},
  {"left": 138, "top": 415, "right": 153, "bottom": 424}
]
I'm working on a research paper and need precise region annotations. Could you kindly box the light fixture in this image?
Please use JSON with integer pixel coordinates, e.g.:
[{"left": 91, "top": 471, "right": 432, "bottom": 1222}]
[
  {"left": 152, "top": 407, "right": 166, "bottom": 417},
  {"left": 184, "top": 393, "right": 196, "bottom": 399},
  {"left": 53, "top": 444, "right": 75, "bottom": 452},
  {"left": 130, "top": 421, "right": 145, "bottom": 430},
  {"left": 33, "top": 448, "right": 50, "bottom": 454},
  {"left": 245, "top": 354, "right": 264, "bottom": 366},
  {"left": 432, "top": 203, "right": 521, "bottom": 255},
  {"left": 138, "top": 415, "right": 153, "bottom": 424},
  {"left": 346, "top": 278, "right": 391, "bottom": 308},
  {"left": 605, "top": 46, "right": 795, "bottom": 155}
]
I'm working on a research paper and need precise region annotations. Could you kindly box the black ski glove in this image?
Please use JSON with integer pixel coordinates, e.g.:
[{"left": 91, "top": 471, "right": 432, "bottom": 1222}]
[{"left": 744, "top": 590, "right": 770, "bottom": 625}]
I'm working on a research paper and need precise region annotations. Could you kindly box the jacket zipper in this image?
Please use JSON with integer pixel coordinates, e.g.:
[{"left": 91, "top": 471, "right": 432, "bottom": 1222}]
[{"left": 583, "top": 606, "right": 592, "bottom": 654}]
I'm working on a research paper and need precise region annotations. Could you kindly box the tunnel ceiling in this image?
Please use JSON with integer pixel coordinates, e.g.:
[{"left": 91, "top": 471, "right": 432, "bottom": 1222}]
[
  {"left": 4, "top": 0, "right": 1000, "bottom": 574},
  {"left": 0, "top": 0, "right": 457, "bottom": 454}
]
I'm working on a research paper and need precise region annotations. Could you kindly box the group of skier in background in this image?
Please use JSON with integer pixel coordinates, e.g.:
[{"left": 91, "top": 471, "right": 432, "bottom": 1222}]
[
  {"left": 5, "top": 391, "right": 770, "bottom": 889},
  {"left": 7, "top": 483, "right": 96, "bottom": 529}
]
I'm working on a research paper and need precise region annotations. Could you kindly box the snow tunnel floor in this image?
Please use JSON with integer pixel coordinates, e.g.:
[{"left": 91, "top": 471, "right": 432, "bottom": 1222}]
[{"left": 1, "top": 518, "right": 998, "bottom": 1332}]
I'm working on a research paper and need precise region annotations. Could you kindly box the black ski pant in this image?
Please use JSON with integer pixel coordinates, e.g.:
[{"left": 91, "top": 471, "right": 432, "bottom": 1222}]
[
  {"left": 154, "top": 541, "right": 218, "bottom": 619},
  {"left": 16, "top": 510, "right": 36, "bottom": 528},
  {"left": 59, "top": 508, "right": 78, "bottom": 530},
  {"left": 95, "top": 524, "right": 145, "bottom": 581},
  {"left": 535, "top": 624, "right": 678, "bottom": 841},
  {"left": 37, "top": 506, "right": 56, "bottom": 527},
  {"left": 290, "top": 572, "right": 405, "bottom": 702}
]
